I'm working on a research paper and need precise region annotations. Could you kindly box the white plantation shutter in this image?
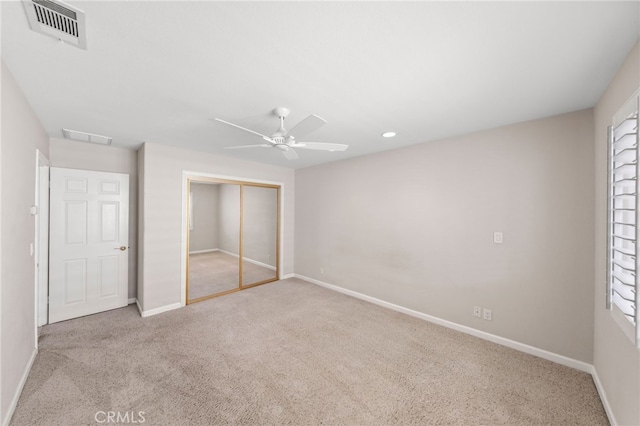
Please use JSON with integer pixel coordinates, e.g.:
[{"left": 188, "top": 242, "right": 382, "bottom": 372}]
[{"left": 607, "top": 90, "right": 640, "bottom": 348}]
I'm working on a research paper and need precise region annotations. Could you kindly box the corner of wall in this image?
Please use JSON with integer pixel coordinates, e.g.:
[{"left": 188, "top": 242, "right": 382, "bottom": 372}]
[
  {"left": 591, "top": 365, "right": 618, "bottom": 426},
  {"left": 592, "top": 38, "right": 640, "bottom": 426},
  {"left": 1, "top": 349, "right": 37, "bottom": 426},
  {"left": 1, "top": 58, "right": 49, "bottom": 426},
  {"left": 137, "top": 144, "right": 146, "bottom": 311}
]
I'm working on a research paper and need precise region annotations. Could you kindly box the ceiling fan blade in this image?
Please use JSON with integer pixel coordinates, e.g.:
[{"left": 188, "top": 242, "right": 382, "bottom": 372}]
[
  {"left": 291, "top": 142, "right": 349, "bottom": 152},
  {"left": 286, "top": 114, "right": 327, "bottom": 138},
  {"left": 224, "top": 144, "right": 271, "bottom": 150},
  {"left": 281, "top": 147, "right": 299, "bottom": 160},
  {"left": 213, "top": 118, "right": 270, "bottom": 139}
]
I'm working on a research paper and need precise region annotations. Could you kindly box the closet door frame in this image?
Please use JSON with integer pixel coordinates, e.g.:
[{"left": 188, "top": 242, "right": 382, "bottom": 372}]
[{"left": 184, "top": 174, "right": 281, "bottom": 305}]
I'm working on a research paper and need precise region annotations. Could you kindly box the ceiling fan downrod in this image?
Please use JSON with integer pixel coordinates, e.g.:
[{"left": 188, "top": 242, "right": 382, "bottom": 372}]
[{"left": 273, "top": 107, "right": 289, "bottom": 137}]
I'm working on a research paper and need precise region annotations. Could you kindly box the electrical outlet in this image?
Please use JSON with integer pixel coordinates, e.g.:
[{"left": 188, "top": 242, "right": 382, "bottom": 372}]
[
  {"left": 473, "top": 306, "right": 482, "bottom": 318},
  {"left": 483, "top": 308, "right": 492, "bottom": 321},
  {"left": 320, "top": 267, "right": 324, "bottom": 275},
  {"left": 493, "top": 232, "right": 503, "bottom": 244}
]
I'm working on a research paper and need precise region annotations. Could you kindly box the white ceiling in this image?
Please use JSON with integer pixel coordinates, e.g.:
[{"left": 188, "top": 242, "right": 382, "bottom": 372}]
[{"left": 2, "top": 1, "right": 639, "bottom": 169}]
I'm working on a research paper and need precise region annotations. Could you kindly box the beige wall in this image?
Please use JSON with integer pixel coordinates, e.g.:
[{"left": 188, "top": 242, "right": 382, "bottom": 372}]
[
  {"left": 218, "top": 183, "right": 240, "bottom": 255},
  {"left": 243, "top": 185, "right": 278, "bottom": 267},
  {"left": 49, "top": 138, "right": 138, "bottom": 300},
  {"left": 295, "top": 109, "right": 595, "bottom": 363},
  {"left": 138, "top": 142, "right": 294, "bottom": 311},
  {"left": 1, "top": 60, "right": 50, "bottom": 423},
  {"left": 593, "top": 40, "right": 640, "bottom": 426},
  {"left": 189, "top": 183, "right": 220, "bottom": 252},
  {"left": 213, "top": 184, "right": 277, "bottom": 267},
  {"left": 137, "top": 145, "right": 146, "bottom": 304},
  {"left": 0, "top": 64, "right": 3, "bottom": 426}
]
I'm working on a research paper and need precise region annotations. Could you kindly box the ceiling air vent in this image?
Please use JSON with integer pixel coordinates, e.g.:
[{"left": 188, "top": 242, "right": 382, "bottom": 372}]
[
  {"left": 62, "top": 129, "right": 112, "bottom": 145},
  {"left": 23, "top": 0, "right": 87, "bottom": 49}
]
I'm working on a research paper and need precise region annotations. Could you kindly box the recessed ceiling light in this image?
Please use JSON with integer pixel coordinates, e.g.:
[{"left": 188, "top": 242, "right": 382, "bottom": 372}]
[{"left": 382, "top": 131, "right": 396, "bottom": 138}]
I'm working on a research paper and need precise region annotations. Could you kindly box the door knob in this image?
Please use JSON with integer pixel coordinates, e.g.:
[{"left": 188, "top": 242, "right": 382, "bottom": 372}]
[{"left": 115, "top": 246, "right": 127, "bottom": 251}]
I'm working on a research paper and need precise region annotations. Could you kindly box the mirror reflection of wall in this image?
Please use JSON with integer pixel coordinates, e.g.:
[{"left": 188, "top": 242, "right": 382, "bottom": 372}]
[
  {"left": 189, "top": 184, "right": 218, "bottom": 252},
  {"left": 218, "top": 184, "right": 240, "bottom": 259},
  {"left": 188, "top": 182, "right": 240, "bottom": 302},
  {"left": 187, "top": 179, "right": 280, "bottom": 304},
  {"left": 242, "top": 186, "right": 278, "bottom": 286}
]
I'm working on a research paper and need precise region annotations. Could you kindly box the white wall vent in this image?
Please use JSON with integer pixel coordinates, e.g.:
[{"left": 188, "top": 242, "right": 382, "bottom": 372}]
[
  {"left": 62, "top": 129, "right": 112, "bottom": 145},
  {"left": 23, "top": 0, "right": 87, "bottom": 49}
]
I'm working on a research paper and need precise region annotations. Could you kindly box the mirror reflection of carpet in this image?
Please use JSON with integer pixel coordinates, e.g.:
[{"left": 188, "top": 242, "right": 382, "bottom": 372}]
[{"left": 188, "top": 251, "right": 275, "bottom": 300}]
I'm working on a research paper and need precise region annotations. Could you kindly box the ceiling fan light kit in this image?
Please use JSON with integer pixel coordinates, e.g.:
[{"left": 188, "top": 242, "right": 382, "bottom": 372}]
[{"left": 214, "top": 107, "right": 349, "bottom": 160}]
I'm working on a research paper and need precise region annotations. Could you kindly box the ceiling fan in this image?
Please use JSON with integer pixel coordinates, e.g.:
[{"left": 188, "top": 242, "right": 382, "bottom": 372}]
[{"left": 214, "top": 107, "right": 348, "bottom": 160}]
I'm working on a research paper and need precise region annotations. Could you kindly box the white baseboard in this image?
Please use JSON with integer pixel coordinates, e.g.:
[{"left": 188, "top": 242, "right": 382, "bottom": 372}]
[
  {"left": 128, "top": 298, "right": 136, "bottom": 305},
  {"left": 218, "top": 249, "right": 276, "bottom": 271},
  {"left": 295, "top": 274, "right": 593, "bottom": 374},
  {"left": 2, "top": 348, "right": 37, "bottom": 426},
  {"left": 591, "top": 366, "right": 617, "bottom": 426},
  {"left": 212, "top": 249, "right": 236, "bottom": 258},
  {"left": 280, "top": 273, "right": 295, "bottom": 279},
  {"left": 138, "top": 302, "right": 182, "bottom": 318},
  {"left": 245, "top": 258, "right": 276, "bottom": 271},
  {"left": 189, "top": 248, "right": 219, "bottom": 255}
]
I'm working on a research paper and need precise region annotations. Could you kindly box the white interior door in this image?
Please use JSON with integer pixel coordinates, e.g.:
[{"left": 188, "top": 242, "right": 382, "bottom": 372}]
[{"left": 49, "top": 168, "right": 129, "bottom": 323}]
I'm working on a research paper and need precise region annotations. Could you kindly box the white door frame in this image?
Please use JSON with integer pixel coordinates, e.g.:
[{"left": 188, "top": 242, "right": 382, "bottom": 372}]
[{"left": 35, "top": 150, "right": 50, "bottom": 337}]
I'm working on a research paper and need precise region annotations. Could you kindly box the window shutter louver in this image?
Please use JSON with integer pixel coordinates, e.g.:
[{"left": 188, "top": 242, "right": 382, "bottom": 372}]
[{"left": 607, "top": 91, "right": 640, "bottom": 348}]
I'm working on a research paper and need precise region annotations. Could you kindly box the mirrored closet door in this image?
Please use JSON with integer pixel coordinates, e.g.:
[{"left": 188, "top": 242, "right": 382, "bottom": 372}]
[
  {"left": 187, "top": 177, "right": 280, "bottom": 304},
  {"left": 242, "top": 185, "right": 278, "bottom": 286}
]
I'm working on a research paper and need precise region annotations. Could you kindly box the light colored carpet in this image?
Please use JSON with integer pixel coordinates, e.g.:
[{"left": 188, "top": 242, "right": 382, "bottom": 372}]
[
  {"left": 10, "top": 278, "right": 607, "bottom": 425},
  {"left": 188, "top": 251, "right": 275, "bottom": 300}
]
